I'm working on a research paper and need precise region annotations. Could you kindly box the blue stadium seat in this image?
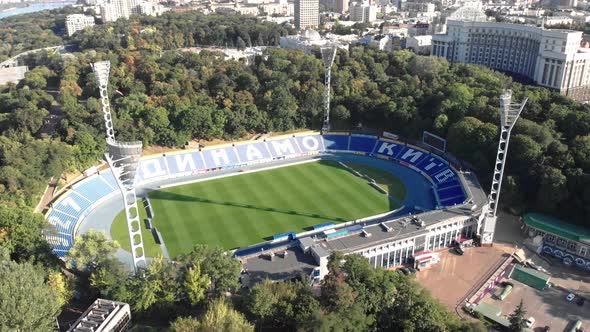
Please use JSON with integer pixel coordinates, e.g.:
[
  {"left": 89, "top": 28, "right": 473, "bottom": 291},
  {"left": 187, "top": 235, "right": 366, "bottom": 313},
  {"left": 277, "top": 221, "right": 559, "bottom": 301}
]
[
  {"left": 54, "top": 193, "right": 90, "bottom": 218},
  {"left": 323, "top": 134, "right": 350, "bottom": 151},
  {"left": 266, "top": 137, "right": 302, "bottom": 158},
  {"left": 436, "top": 179, "right": 460, "bottom": 190},
  {"left": 235, "top": 142, "right": 272, "bottom": 163},
  {"left": 437, "top": 185, "right": 464, "bottom": 201},
  {"left": 349, "top": 135, "right": 377, "bottom": 153},
  {"left": 416, "top": 155, "right": 449, "bottom": 177},
  {"left": 395, "top": 146, "right": 428, "bottom": 167},
  {"left": 52, "top": 250, "right": 68, "bottom": 258},
  {"left": 100, "top": 171, "right": 118, "bottom": 190},
  {"left": 373, "top": 140, "right": 405, "bottom": 159},
  {"left": 440, "top": 195, "right": 466, "bottom": 206},
  {"left": 47, "top": 210, "right": 78, "bottom": 234},
  {"left": 294, "top": 135, "right": 323, "bottom": 153},
  {"left": 73, "top": 176, "right": 116, "bottom": 203},
  {"left": 165, "top": 151, "right": 206, "bottom": 174},
  {"left": 202, "top": 146, "right": 240, "bottom": 168}
]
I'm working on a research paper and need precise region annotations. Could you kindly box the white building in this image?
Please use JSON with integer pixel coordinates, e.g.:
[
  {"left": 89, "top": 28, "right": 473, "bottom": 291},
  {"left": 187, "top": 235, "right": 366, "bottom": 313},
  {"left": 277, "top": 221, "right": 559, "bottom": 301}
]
[
  {"left": 350, "top": 1, "right": 377, "bottom": 23},
  {"left": 541, "top": 16, "right": 574, "bottom": 26},
  {"left": 100, "top": 0, "right": 130, "bottom": 22},
  {"left": 295, "top": 0, "right": 319, "bottom": 30},
  {"left": 66, "top": 14, "right": 95, "bottom": 36},
  {"left": 383, "top": 24, "right": 409, "bottom": 37},
  {"left": 432, "top": 19, "right": 590, "bottom": 101},
  {"left": 260, "top": 0, "right": 292, "bottom": 16},
  {"left": 101, "top": 0, "right": 167, "bottom": 21},
  {"left": 138, "top": 1, "right": 167, "bottom": 16},
  {"left": 406, "top": 34, "right": 432, "bottom": 54}
]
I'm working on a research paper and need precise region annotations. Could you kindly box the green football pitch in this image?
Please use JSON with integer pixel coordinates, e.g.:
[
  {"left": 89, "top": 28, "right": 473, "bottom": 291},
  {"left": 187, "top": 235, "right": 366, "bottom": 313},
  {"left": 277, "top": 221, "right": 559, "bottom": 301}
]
[{"left": 111, "top": 159, "right": 406, "bottom": 258}]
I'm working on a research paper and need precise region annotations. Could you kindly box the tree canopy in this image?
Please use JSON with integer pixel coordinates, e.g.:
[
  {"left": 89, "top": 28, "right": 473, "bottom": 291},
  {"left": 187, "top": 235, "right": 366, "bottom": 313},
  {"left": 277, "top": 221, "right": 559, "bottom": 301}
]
[{"left": 0, "top": 255, "right": 62, "bottom": 331}]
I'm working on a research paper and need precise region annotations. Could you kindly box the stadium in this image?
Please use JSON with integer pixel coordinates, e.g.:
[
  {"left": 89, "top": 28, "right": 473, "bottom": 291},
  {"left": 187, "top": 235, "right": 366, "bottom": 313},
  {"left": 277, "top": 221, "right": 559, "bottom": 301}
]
[{"left": 44, "top": 130, "right": 488, "bottom": 282}]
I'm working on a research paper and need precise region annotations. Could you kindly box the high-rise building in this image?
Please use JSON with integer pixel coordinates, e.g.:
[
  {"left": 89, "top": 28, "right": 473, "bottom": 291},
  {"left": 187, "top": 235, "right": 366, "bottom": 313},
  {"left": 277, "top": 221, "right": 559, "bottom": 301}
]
[
  {"left": 350, "top": 1, "right": 377, "bottom": 23},
  {"left": 100, "top": 0, "right": 130, "bottom": 22},
  {"left": 295, "top": 0, "right": 319, "bottom": 30},
  {"left": 334, "top": 0, "right": 349, "bottom": 14},
  {"left": 65, "top": 14, "right": 95, "bottom": 36},
  {"left": 432, "top": 19, "right": 590, "bottom": 101}
]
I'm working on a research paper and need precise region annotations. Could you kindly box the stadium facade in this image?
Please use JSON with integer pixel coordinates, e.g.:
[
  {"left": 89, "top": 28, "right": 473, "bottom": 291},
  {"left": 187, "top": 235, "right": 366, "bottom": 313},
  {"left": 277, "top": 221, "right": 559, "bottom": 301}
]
[{"left": 44, "top": 132, "right": 487, "bottom": 281}]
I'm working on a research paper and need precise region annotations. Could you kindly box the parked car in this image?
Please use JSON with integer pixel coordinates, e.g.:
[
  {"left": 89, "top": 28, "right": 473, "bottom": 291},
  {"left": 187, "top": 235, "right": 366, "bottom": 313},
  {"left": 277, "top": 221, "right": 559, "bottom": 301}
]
[
  {"left": 407, "top": 267, "right": 418, "bottom": 274},
  {"left": 525, "top": 317, "right": 535, "bottom": 328},
  {"left": 543, "top": 326, "right": 550, "bottom": 332},
  {"left": 567, "top": 293, "right": 576, "bottom": 302},
  {"left": 454, "top": 246, "right": 464, "bottom": 255},
  {"left": 577, "top": 297, "right": 585, "bottom": 306}
]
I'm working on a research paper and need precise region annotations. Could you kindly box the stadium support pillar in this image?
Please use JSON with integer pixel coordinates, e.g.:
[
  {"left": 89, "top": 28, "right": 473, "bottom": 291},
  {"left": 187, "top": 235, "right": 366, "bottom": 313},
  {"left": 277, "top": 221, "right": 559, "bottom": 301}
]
[
  {"left": 92, "top": 61, "right": 147, "bottom": 272},
  {"left": 480, "top": 90, "right": 527, "bottom": 245},
  {"left": 321, "top": 46, "right": 337, "bottom": 132}
]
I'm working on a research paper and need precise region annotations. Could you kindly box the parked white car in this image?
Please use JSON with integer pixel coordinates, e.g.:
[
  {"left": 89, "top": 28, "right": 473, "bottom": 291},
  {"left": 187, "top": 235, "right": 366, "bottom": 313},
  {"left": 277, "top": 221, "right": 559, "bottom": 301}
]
[
  {"left": 525, "top": 317, "right": 535, "bottom": 328},
  {"left": 566, "top": 293, "right": 576, "bottom": 302}
]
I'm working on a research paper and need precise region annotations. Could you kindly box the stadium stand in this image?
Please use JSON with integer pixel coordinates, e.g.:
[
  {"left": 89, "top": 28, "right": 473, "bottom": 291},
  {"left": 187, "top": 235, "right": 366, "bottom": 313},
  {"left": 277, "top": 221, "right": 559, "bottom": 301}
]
[
  {"left": 349, "top": 134, "right": 378, "bottom": 153},
  {"left": 45, "top": 133, "right": 468, "bottom": 258},
  {"left": 323, "top": 134, "right": 350, "bottom": 151},
  {"left": 73, "top": 175, "right": 116, "bottom": 202},
  {"left": 100, "top": 171, "right": 119, "bottom": 190}
]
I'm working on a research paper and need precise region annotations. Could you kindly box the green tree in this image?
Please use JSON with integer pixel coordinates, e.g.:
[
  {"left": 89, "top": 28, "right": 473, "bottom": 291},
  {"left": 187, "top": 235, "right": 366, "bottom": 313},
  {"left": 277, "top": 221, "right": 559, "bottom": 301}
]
[
  {"left": 177, "top": 245, "right": 241, "bottom": 295},
  {"left": 47, "top": 271, "right": 73, "bottom": 308},
  {"left": 199, "top": 298, "right": 254, "bottom": 332},
  {"left": 0, "top": 258, "right": 61, "bottom": 331},
  {"left": 508, "top": 299, "right": 527, "bottom": 332},
  {"left": 172, "top": 299, "right": 254, "bottom": 332},
  {"left": 321, "top": 255, "right": 357, "bottom": 312},
  {"left": 184, "top": 263, "right": 211, "bottom": 306},
  {"left": 0, "top": 204, "right": 49, "bottom": 262},
  {"left": 171, "top": 316, "right": 201, "bottom": 332},
  {"left": 65, "top": 231, "right": 120, "bottom": 272},
  {"left": 89, "top": 258, "right": 134, "bottom": 303}
]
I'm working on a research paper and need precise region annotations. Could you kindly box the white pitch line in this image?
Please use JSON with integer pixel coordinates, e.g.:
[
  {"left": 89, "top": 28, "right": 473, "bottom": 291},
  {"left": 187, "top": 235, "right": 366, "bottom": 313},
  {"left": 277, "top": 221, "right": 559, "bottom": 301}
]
[{"left": 158, "top": 158, "right": 320, "bottom": 189}]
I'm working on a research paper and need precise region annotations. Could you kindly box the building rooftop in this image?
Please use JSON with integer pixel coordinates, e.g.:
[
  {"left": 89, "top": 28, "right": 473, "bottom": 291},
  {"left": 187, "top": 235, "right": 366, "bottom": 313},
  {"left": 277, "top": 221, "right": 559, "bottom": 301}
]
[
  {"left": 0, "top": 66, "right": 27, "bottom": 86},
  {"left": 67, "top": 299, "right": 130, "bottom": 332},
  {"left": 472, "top": 302, "right": 510, "bottom": 327},
  {"left": 523, "top": 213, "right": 590, "bottom": 244},
  {"left": 243, "top": 247, "right": 318, "bottom": 283},
  {"left": 513, "top": 265, "right": 551, "bottom": 282}
]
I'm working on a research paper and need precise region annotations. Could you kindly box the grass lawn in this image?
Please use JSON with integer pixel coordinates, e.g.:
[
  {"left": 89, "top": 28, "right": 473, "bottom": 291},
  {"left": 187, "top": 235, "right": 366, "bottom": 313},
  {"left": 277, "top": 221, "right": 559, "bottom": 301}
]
[
  {"left": 344, "top": 162, "right": 407, "bottom": 201},
  {"left": 111, "top": 200, "right": 162, "bottom": 257},
  {"left": 113, "top": 159, "right": 406, "bottom": 258}
]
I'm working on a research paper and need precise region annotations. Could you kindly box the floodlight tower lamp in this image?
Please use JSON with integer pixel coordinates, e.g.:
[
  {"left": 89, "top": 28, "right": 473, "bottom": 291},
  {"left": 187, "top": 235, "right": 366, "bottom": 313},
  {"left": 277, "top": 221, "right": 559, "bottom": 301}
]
[
  {"left": 480, "top": 89, "right": 527, "bottom": 245},
  {"left": 91, "top": 61, "right": 147, "bottom": 272},
  {"left": 321, "top": 45, "right": 337, "bottom": 132}
]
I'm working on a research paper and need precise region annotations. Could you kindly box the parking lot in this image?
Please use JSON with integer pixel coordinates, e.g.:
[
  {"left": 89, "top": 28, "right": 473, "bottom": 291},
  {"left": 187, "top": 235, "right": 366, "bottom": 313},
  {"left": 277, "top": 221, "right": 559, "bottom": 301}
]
[
  {"left": 484, "top": 279, "right": 589, "bottom": 331},
  {"left": 416, "top": 245, "right": 511, "bottom": 310}
]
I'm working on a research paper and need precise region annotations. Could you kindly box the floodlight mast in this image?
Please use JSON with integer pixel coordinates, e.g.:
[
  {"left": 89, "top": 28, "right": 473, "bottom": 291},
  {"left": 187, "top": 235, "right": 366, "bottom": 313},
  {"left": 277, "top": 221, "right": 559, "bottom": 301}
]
[
  {"left": 480, "top": 89, "right": 527, "bottom": 245},
  {"left": 92, "top": 61, "right": 147, "bottom": 272},
  {"left": 321, "top": 45, "right": 337, "bottom": 132}
]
